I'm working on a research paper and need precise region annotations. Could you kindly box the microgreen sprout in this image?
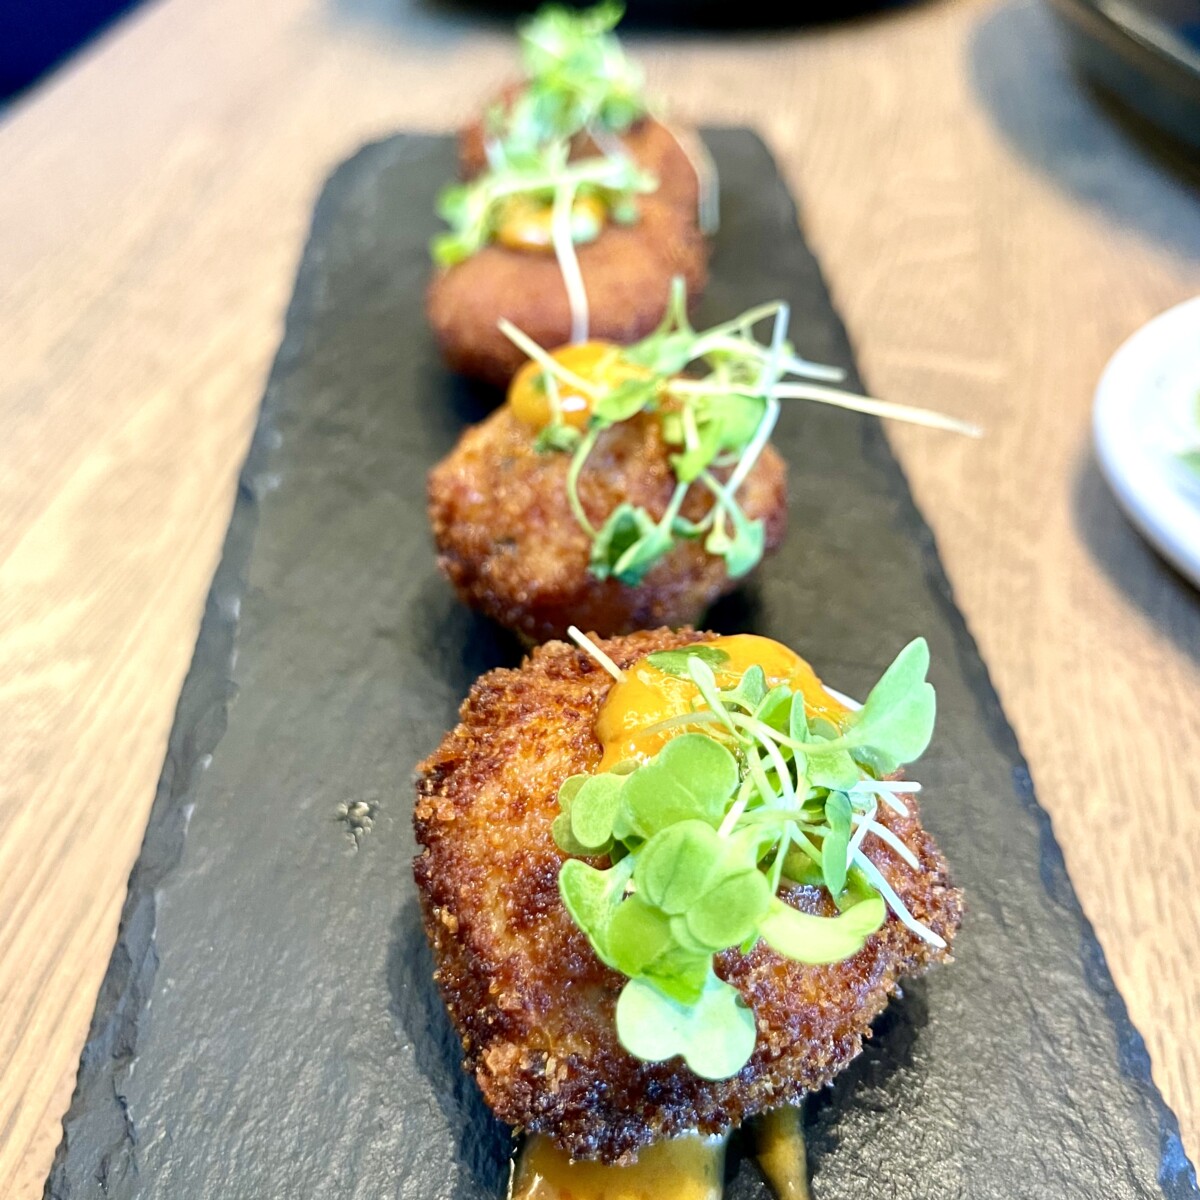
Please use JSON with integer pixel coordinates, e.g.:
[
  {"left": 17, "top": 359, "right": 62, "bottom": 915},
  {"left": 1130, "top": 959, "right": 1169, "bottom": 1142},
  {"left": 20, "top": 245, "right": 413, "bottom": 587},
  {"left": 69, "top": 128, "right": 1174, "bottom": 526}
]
[
  {"left": 567, "top": 624, "right": 625, "bottom": 682},
  {"left": 500, "top": 279, "right": 983, "bottom": 586},
  {"left": 488, "top": 2, "right": 647, "bottom": 161},
  {"left": 431, "top": 149, "right": 655, "bottom": 268},
  {"left": 553, "top": 637, "right": 942, "bottom": 1078}
]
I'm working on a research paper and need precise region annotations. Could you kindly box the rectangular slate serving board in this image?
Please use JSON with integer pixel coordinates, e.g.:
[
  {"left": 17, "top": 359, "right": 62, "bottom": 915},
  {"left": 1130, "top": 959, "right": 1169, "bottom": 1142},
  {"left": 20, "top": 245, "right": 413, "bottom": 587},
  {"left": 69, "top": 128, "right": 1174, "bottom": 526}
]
[{"left": 47, "top": 131, "right": 1197, "bottom": 1200}]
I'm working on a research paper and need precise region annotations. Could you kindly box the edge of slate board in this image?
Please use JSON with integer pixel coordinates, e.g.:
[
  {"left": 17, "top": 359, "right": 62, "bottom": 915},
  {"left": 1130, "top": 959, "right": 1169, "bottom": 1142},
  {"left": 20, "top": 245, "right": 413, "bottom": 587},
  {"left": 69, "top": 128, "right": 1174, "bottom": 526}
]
[{"left": 44, "top": 129, "right": 1198, "bottom": 1199}]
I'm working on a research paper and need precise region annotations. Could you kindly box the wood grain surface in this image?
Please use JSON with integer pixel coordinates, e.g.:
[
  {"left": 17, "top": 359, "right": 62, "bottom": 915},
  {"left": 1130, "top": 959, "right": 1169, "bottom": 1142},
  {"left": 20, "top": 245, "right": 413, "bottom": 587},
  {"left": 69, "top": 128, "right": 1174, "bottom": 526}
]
[{"left": 2, "top": 0, "right": 1198, "bottom": 1193}]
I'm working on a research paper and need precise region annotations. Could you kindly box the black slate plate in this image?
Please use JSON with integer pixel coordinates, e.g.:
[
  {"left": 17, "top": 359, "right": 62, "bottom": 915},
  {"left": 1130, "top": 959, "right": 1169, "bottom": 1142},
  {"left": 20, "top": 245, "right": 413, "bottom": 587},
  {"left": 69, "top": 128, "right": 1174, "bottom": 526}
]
[{"left": 46, "top": 131, "right": 1197, "bottom": 1200}]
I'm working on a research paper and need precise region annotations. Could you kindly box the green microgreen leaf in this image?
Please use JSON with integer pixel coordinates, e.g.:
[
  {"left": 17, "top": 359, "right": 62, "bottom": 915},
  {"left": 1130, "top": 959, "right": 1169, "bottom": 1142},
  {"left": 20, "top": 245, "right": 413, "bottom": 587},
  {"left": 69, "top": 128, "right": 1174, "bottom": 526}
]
[
  {"left": 703, "top": 496, "right": 765, "bottom": 579},
  {"left": 551, "top": 774, "right": 593, "bottom": 856},
  {"left": 683, "top": 866, "right": 772, "bottom": 950},
  {"left": 558, "top": 854, "right": 634, "bottom": 967},
  {"left": 534, "top": 423, "right": 583, "bottom": 454},
  {"left": 644, "top": 645, "right": 730, "bottom": 677},
  {"left": 844, "top": 637, "right": 935, "bottom": 773},
  {"left": 758, "top": 893, "right": 886, "bottom": 964},
  {"left": 721, "top": 664, "right": 767, "bottom": 712},
  {"left": 820, "top": 792, "right": 853, "bottom": 897},
  {"left": 802, "top": 746, "right": 861, "bottom": 791},
  {"left": 591, "top": 376, "right": 660, "bottom": 423},
  {"left": 588, "top": 503, "right": 673, "bottom": 585},
  {"left": 567, "top": 771, "right": 628, "bottom": 851},
  {"left": 634, "top": 820, "right": 729, "bottom": 914},
  {"left": 616, "top": 970, "right": 756, "bottom": 1080}
]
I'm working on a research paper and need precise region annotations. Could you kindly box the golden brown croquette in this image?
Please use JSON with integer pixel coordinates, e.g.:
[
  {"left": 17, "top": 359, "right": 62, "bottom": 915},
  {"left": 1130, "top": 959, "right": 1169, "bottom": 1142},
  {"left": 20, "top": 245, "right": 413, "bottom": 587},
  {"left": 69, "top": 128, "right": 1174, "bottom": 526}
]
[
  {"left": 413, "top": 629, "right": 962, "bottom": 1164},
  {"left": 427, "top": 406, "right": 786, "bottom": 642}
]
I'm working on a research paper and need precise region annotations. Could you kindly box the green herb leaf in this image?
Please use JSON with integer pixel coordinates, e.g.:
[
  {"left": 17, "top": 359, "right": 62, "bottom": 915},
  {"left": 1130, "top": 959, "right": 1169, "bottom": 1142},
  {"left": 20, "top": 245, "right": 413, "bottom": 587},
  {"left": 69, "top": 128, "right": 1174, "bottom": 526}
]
[
  {"left": 615, "top": 970, "right": 756, "bottom": 1080},
  {"left": 606, "top": 892, "right": 674, "bottom": 977},
  {"left": 683, "top": 866, "right": 772, "bottom": 950},
  {"left": 668, "top": 416, "right": 725, "bottom": 484},
  {"left": 721, "top": 664, "right": 767, "bottom": 712},
  {"left": 704, "top": 505, "right": 765, "bottom": 579},
  {"left": 591, "top": 376, "right": 660, "bottom": 424},
  {"left": 758, "top": 685, "right": 793, "bottom": 735},
  {"left": 644, "top": 646, "right": 730, "bottom": 677},
  {"left": 844, "top": 637, "right": 935, "bottom": 773},
  {"left": 551, "top": 773, "right": 594, "bottom": 856},
  {"left": 589, "top": 504, "right": 673, "bottom": 585},
  {"left": 534, "top": 423, "right": 583, "bottom": 454},
  {"left": 802, "top": 746, "right": 860, "bottom": 791},
  {"left": 758, "top": 893, "right": 886, "bottom": 964},
  {"left": 617, "top": 734, "right": 739, "bottom": 839},
  {"left": 558, "top": 855, "right": 635, "bottom": 966},
  {"left": 820, "top": 792, "right": 853, "bottom": 897},
  {"left": 634, "top": 820, "right": 727, "bottom": 913},
  {"left": 568, "top": 772, "right": 628, "bottom": 851}
]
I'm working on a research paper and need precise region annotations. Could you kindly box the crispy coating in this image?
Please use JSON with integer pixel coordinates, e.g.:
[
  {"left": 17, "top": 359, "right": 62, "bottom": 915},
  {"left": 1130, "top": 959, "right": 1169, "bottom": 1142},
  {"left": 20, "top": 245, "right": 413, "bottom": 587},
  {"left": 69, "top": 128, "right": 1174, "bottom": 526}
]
[
  {"left": 426, "top": 195, "right": 708, "bottom": 388},
  {"left": 427, "top": 407, "right": 787, "bottom": 642},
  {"left": 460, "top": 100, "right": 703, "bottom": 218},
  {"left": 414, "top": 629, "right": 962, "bottom": 1164}
]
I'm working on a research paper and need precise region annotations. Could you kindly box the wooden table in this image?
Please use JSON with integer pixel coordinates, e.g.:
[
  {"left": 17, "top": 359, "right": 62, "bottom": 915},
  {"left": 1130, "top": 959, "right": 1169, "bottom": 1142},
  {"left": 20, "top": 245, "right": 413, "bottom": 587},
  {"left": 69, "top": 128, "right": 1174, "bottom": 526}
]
[{"left": 2, "top": 0, "right": 1198, "bottom": 1191}]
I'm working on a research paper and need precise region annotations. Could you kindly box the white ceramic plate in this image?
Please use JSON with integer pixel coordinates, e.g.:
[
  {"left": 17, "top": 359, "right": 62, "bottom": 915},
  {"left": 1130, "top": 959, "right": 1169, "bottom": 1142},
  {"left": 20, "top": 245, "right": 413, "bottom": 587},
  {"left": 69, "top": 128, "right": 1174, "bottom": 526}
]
[{"left": 1093, "top": 295, "right": 1200, "bottom": 588}]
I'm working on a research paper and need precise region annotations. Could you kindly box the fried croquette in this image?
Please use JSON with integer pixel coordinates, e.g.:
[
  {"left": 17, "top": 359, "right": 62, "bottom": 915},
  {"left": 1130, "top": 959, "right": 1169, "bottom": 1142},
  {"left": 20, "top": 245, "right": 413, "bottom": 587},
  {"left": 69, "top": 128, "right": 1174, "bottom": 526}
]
[
  {"left": 460, "top": 100, "right": 703, "bottom": 220},
  {"left": 426, "top": 406, "right": 785, "bottom": 642},
  {"left": 426, "top": 195, "right": 708, "bottom": 388},
  {"left": 413, "top": 628, "right": 962, "bottom": 1164}
]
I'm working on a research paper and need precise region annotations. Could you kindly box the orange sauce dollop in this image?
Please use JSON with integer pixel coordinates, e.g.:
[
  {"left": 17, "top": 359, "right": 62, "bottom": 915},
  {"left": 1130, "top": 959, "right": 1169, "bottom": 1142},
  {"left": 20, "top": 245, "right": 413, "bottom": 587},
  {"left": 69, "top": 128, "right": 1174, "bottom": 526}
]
[
  {"left": 508, "top": 342, "right": 654, "bottom": 432},
  {"left": 495, "top": 193, "right": 608, "bottom": 254},
  {"left": 596, "top": 635, "right": 850, "bottom": 772}
]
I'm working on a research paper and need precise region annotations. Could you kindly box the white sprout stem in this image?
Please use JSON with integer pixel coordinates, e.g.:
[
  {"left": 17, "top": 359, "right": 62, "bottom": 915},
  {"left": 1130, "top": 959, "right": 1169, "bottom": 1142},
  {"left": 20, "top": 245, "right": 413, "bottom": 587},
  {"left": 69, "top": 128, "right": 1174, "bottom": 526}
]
[
  {"left": 681, "top": 402, "right": 701, "bottom": 454},
  {"left": 754, "top": 302, "right": 789, "bottom": 399},
  {"left": 497, "top": 318, "right": 601, "bottom": 397},
  {"left": 705, "top": 396, "right": 774, "bottom": 497},
  {"left": 567, "top": 626, "right": 624, "bottom": 682},
  {"left": 768, "top": 824, "right": 793, "bottom": 895},
  {"left": 485, "top": 156, "right": 645, "bottom": 202},
  {"left": 852, "top": 779, "right": 922, "bottom": 793},
  {"left": 853, "top": 852, "right": 945, "bottom": 948},
  {"left": 694, "top": 300, "right": 787, "bottom": 342},
  {"left": 729, "top": 713, "right": 794, "bottom": 802},
  {"left": 852, "top": 816, "right": 921, "bottom": 869},
  {"left": 846, "top": 797, "right": 877, "bottom": 864},
  {"left": 590, "top": 123, "right": 632, "bottom": 164},
  {"left": 552, "top": 180, "right": 590, "bottom": 344},
  {"left": 667, "top": 376, "right": 981, "bottom": 439},
  {"left": 742, "top": 750, "right": 778, "bottom": 828},
  {"left": 696, "top": 334, "right": 846, "bottom": 383},
  {"left": 768, "top": 382, "right": 983, "bottom": 437},
  {"left": 565, "top": 426, "right": 601, "bottom": 538},
  {"left": 718, "top": 794, "right": 750, "bottom": 838},
  {"left": 662, "top": 122, "right": 720, "bottom": 236},
  {"left": 851, "top": 779, "right": 919, "bottom": 817},
  {"left": 638, "top": 711, "right": 723, "bottom": 738},
  {"left": 686, "top": 660, "right": 741, "bottom": 738}
]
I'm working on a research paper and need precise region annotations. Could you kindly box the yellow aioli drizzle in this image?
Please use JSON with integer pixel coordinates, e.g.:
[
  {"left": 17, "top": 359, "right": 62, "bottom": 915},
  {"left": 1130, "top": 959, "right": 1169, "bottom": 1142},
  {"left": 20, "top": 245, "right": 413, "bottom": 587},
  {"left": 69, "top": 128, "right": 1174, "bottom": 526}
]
[
  {"left": 596, "top": 635, "right": 850, "bottom": 772},
  {"left": 507, "top": 341, "right": 654, "bottom": 432},
  {"left": 752, "top": 1107, "right": 811, "bottom": 1200},
  {"left": 510, "top": 1133, "right": 726, "bottom": 1200},
  {"left": 496, "top": 193, "right": 608, "bottom": 254}
]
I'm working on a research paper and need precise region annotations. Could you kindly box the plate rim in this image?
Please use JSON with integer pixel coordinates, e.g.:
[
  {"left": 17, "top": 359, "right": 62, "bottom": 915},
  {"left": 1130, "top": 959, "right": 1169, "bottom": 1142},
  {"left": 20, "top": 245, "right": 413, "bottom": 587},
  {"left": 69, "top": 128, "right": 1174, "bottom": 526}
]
[{"left": 1092, "top": 293, "right": 1200, "bottom": 588}]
